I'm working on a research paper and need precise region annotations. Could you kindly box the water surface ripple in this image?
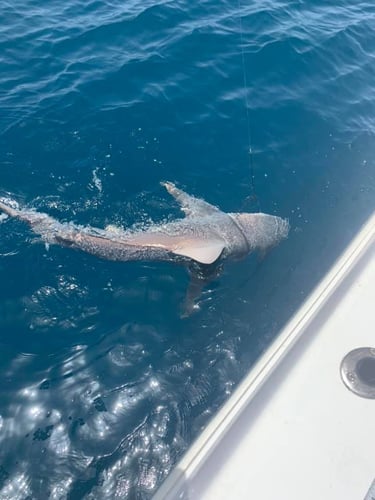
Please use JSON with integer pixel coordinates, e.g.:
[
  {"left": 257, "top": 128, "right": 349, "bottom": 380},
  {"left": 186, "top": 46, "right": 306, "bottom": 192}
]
[{"left": 0, "top": 0, "right": 374, "bottom": 498}]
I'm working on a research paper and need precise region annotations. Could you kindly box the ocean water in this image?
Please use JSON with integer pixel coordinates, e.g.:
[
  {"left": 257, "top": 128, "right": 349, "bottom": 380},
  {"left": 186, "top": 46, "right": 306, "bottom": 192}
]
[{"left": 0, "top": 0, "right": 374, "bottom": 498}]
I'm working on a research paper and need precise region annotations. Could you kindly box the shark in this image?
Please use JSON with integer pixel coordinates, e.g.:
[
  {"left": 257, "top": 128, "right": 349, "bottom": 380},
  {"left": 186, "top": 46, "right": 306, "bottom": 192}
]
[{"left": 0, "top": 182, "right": 289, "bottom": 315}]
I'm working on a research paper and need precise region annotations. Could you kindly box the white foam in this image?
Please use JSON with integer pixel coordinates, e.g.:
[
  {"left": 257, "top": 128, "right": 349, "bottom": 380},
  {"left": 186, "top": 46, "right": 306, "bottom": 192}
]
[
  {"left": 92, "top": 167, "right": 103, "bottom": 194},
  {"left": 0, "top": 197, "right": 19, "bottom": 209}
]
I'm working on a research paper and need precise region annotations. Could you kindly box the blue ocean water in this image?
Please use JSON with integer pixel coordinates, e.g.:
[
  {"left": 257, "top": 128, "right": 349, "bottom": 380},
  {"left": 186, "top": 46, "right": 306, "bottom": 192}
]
[{"left": 0, "top": 0, "right": 374, "bottom": 497}]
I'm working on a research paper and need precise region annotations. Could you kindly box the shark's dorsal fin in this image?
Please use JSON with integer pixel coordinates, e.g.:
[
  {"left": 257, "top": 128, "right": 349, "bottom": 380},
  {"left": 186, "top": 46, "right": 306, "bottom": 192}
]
[
  {"left": 161, "top": 182, "right": 220, "bottom": 218},
  {"left": 172, "top": 239, "right": 224, "bottom": 264}
]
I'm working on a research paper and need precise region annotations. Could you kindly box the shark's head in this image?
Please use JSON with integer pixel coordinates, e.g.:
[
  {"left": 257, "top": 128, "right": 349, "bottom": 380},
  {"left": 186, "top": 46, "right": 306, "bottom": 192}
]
[{"left": 230, "top": 212, "right": 289, "bottom": 253}]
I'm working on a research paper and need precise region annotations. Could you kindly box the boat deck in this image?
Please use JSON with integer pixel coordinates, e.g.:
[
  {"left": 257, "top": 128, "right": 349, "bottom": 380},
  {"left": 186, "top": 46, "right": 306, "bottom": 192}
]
[{"left": 155, "top": 212, "right": 375, "bottom": 500}]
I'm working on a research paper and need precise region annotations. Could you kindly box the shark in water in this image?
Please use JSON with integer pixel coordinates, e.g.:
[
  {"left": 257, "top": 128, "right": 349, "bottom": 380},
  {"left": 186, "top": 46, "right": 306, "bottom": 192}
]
[{"left": 0, "top": 182, "right": 289, "bottom": 315}]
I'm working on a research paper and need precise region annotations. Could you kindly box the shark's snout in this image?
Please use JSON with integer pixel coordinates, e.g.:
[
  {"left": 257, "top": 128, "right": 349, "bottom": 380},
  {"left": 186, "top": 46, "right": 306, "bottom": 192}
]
[{"left": 277, "top": 217, "right": 290, "bottom": 240}]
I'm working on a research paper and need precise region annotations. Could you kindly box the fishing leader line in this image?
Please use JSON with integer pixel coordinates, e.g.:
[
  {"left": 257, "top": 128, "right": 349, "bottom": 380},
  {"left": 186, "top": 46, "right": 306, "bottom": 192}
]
[{"left": 236, "top": 0, "right": 260, "bottom": 211}]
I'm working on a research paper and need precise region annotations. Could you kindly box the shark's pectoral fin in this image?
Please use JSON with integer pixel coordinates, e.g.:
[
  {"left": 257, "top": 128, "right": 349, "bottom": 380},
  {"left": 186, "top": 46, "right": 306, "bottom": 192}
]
[
  {"left": 172, "top": 239, "right": 225, "bottom": 265},
  {"left": 181, "top": 262, "right": 223, "bottom": 318}
]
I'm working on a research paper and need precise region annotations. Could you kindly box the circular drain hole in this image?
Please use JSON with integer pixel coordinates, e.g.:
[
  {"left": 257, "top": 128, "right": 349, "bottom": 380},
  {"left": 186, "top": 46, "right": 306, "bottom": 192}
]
[
  {"left": 340, "top": 347, "right": 375, "bottom": 399},
  {"left": 356, "top": 357, "right": 375, "bottom": 386}
]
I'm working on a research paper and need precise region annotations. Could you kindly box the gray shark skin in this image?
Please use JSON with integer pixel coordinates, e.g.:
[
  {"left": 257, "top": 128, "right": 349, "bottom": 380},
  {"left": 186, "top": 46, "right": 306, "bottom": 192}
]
[{"left": 0, "top": 182, "right": 289, "bottom": 315}]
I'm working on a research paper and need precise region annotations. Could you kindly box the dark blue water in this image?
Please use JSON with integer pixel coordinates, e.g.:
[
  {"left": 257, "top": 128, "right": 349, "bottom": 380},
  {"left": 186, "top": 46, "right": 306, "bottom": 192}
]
[{"left": 0, "top": 0, "right": 374, "bottom": 497}]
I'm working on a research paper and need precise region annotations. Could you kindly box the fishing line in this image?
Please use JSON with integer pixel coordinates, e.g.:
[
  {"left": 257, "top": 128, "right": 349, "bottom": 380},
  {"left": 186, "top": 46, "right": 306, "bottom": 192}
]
[{"left": 237, "top": 0, "right": 259, "bottom": 210}]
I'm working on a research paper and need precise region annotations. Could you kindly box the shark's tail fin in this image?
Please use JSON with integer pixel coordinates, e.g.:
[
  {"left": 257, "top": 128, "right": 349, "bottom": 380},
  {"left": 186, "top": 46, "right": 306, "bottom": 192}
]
[
  {"left": 0, "top": 198, "right": 22, "bottom": 219},
  {"left": 0, "top": 197, "right": 63, "bottom": 245}
]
